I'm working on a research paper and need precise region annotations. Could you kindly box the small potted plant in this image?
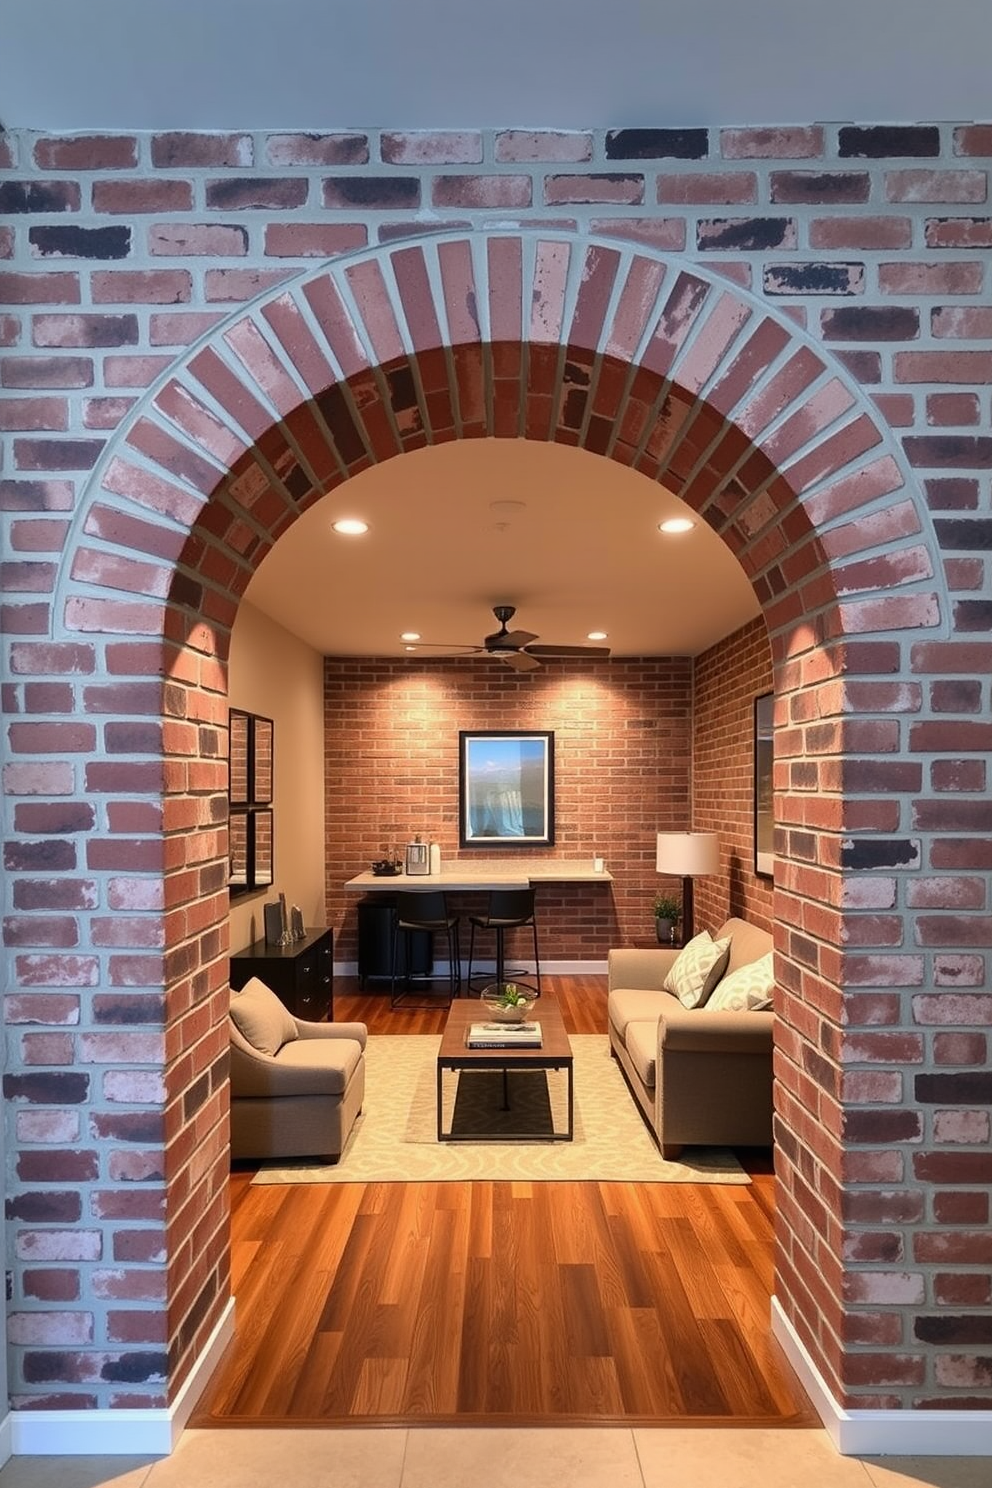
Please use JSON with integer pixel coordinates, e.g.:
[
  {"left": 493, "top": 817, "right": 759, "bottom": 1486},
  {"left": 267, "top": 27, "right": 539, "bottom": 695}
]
[
  {"left": 653, "top": 894, "right": 681, "bottom": 945},
  {"left": 483, "top": 982, "right": 536, "bottom": 1022}
]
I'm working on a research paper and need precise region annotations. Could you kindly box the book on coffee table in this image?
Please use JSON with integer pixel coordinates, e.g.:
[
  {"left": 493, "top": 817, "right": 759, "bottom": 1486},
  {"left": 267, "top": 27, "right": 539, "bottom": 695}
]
[{"left": 466, "top": 1021, "right": 543, "bottom": 1048}]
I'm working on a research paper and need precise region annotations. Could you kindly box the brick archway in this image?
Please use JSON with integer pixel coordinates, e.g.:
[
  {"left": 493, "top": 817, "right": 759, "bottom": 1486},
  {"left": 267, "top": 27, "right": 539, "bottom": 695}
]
[{"left": 10, "top": 230, "right": 973, "bottom": 1445}]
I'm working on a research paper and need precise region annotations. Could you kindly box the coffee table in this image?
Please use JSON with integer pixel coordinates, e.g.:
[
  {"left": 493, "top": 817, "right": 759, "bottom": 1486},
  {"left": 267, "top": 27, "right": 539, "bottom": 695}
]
[{"left": 436, "top": 996, "right": 574, "bottom": 1142}]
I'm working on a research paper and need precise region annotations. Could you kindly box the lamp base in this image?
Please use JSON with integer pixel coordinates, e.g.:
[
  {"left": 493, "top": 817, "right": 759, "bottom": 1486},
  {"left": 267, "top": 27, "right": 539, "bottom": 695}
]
[{"left": 681, "top": 875, "right": 695, "bottom": 944}]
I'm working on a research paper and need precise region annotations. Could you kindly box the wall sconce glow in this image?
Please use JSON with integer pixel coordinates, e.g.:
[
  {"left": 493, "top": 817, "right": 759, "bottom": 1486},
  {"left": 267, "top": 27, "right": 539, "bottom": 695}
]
[
  {"left": 400, "top": 632, "right": 421, "bottom": 642},
  {"left": 332, "top": 518, "right": 369, "bottom": 535},
  {"left": 587, "top": 631, "right": 608, "bottom": 641},
  {"left": 658, "top": 517, "right": 695, "bottom": 534}
]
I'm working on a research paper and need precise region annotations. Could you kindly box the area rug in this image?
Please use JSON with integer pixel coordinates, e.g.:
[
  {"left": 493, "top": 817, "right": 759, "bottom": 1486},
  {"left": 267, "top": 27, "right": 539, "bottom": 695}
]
[{"left": 251, "top": 1034, "right": 748, "bottom": 1185}]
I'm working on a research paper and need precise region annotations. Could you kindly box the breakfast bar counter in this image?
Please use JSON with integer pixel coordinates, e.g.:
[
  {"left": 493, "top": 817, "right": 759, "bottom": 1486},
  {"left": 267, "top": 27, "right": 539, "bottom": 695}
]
[{"left": 344, "top": 859, "right": 613, "bottom": 892}]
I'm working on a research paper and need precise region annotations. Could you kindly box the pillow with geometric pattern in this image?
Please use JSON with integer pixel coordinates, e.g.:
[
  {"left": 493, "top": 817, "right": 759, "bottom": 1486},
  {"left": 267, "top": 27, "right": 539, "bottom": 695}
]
[
  {"left": 662, "top": 930, "right": 732, "bottom": 1009},
  {"left": 705, "top": 951, "right": 775, "bottom": 1012}
]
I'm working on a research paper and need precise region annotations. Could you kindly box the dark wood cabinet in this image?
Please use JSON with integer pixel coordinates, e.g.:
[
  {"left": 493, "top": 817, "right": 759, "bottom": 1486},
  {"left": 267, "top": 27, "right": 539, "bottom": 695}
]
[
  {"left": 230, "top": 927, "right": 333, "bottom": 1021},
  {"left": 357, "top": 897, "right": 432, "bottom": 988}
]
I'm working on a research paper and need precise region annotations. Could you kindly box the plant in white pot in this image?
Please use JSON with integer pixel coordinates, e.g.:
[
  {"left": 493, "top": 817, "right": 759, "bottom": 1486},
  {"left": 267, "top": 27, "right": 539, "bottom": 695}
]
[{"left": 653, "top": 894, "right": 681, "bottom": 945}]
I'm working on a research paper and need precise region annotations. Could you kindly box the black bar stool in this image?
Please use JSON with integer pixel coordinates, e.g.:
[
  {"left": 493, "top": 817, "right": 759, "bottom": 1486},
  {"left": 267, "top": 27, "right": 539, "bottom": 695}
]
[
  {"left": 390, "top": 890, "right": 461, "bottom": 1008},
  {"left": 466, "top": 886, "right": 542, "bottom": 997}
]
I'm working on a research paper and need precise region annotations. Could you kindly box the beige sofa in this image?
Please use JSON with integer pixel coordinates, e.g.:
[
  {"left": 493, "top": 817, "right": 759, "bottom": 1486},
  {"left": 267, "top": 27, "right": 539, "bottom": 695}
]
[
  {"left": 229, "top": 976, "right": 367, "bottom": 1162},
  {"left": 608, "top": 917, "right": 774, "bottom": 1159}
]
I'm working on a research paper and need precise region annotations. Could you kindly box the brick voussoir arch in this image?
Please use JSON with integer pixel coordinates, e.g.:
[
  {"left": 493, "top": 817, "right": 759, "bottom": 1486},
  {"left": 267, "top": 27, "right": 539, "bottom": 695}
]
[{"left": 39, "top": 229, "right": 955, "bottom": 1420}]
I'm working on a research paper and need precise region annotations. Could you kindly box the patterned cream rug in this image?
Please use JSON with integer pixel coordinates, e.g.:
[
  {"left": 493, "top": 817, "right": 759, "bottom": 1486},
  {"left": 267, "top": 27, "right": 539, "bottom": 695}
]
[{"left": 251, "top": 1034, "right": 749, "bottom": 1185}]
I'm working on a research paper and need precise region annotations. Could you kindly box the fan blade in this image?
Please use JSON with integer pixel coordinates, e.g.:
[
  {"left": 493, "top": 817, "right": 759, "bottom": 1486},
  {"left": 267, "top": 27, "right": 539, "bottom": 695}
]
[
  {"left": 526, "top": 644, "right": 611, "bottom": 658},
  {"left": 498, "top": 650, "right": 541, "bottom": 672},
  {"left": 484, "top": 628, "right": 539, "bottom": 649}
]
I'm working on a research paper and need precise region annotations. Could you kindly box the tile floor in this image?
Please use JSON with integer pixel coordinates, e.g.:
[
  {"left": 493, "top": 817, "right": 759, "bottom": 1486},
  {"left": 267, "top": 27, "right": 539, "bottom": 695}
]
[{"left": 0, "top": 1427, "right": 987, "bottom": 1488}]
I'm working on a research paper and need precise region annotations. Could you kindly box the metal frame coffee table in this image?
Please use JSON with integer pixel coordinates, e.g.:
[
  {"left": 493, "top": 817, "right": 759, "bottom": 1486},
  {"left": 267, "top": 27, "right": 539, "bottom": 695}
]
[{"left": 436, "top": 996, "right": 574, "bottom": 1142}]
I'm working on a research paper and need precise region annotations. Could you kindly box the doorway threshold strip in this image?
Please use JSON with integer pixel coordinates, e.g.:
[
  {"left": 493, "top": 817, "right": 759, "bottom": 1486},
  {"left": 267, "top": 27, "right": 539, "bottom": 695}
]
[{"left": 251, "top": 1035, "right": 748, "bottom": 1185}]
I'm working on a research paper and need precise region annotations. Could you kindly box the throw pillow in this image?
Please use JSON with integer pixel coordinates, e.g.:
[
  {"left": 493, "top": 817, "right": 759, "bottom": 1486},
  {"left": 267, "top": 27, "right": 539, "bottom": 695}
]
[
  {"left": 663, "top": 930, "right": 732, "bottom": 1009},
  {"left": 706, "top": 951, "right": 775, "bottom": 1012},
  {"left": 229, "top": 976, "right": 298, "bottom": 1055}
]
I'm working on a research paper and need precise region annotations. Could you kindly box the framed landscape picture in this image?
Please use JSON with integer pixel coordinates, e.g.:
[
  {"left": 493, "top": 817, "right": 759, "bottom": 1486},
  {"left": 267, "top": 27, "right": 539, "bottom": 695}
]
[
  {"left": 459, "top": 730, "right": 555, "bottom": 848},
  {"left": 754, "top": 691, "right": 774, "bottom": 879}
]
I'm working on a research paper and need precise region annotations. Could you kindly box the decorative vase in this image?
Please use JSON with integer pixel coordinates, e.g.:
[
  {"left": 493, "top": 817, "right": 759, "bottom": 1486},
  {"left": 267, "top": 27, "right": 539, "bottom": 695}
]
[{"left": 655, "top": 916, "right": 677, "bottom": 945}]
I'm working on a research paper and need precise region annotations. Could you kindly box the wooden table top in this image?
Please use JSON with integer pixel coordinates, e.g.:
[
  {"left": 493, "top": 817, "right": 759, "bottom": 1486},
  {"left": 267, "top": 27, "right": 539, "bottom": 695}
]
[{"left": 438, "top": 996, "right": 572, "bottom": 1066}]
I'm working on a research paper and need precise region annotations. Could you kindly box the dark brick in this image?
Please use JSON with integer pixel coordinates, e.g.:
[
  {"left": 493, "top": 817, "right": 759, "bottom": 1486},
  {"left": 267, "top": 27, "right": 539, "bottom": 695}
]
[
  {"left": 915, "top": 1316, "right": 992, "bottom": 1345},
  {"left": 844, "top": 1109, "right": 923, "bottom": 1144},
  {"left": 698, "top": 217, "right": 795, "bottom": 251},
  {"left": 12, "top": 803, "right": 95, "bottom": 835},
  {"left": 3, "top": 1072, "right": 90, "bottom": 1104},
  {"left": 835, "top": 350, "right": 882, "bottom": 384},
  {"left": 18, "top": 1149, "right": 99, "bottom": 1183},
  {"left": 842, "top": 838, "right": 920, "bottom": 870},
  {"left": 91, "top": 994, "right": 166, "bottom": 1024},
  {"left": 935, "top": 519, "right": 992, "bottom": 551},
  {"left": 205, "top": 178, "right": 307, "bottom": 210},
  {"left": 904, "top": 436, "right": 992, "bottom": 469},
  {"left": 605, "top": 128, "right": 709, "bottom": 160},
  {"left": 771, "top": 171, "right": 870, "bottom": 203},
  {"left": 916, "top": 1072, "right": 992, "bottom": 1104},
  {"left": 91, "top": 1112, "right": 165, "bottom": 1143},
  {"left": 954, "top": 601, "right": 992, "bottom": 632},
  {"left": 821, "top": 306, "right": 920, "bottom": 341},
  {"left": 6, "top": 1191, "right": 82, "bottom": 1223},
  {"left": 839, "top": 125, "right": 941, "bottom": 158},
  {"left": 926, "top": 478, "right": 980, "bottom": 511},
  {"left": 182, "top": 1072, "right": 210, "bottom": 1122},
  {"left": 763, "top": 262, "right": 864, "bottom": 295},
  {"left": 100, "top": 1351, "right": 168, "bottom": 1383},
  {"left": 29, "top": 226, "right": 131, "bottom": 260},
  {"left": 0, "top": 182, "right": 81, "bottom": 214},
  {"left": 3, "top": 840, "right": 76, "bottom": 871},
  {"left": 322, "top": 176, "right": 420, "bottom": 209}
]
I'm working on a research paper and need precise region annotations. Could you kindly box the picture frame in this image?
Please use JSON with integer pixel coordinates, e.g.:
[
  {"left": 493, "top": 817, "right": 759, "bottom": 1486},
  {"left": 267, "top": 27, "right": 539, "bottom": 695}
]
[
  {"left": 754, "top": 692, "right": 774, "bottom": 879},
  {"left": 228, "top": 707, "right": 275, "bottom": 897},
  {"left": 459, "top": 730, "right": 555, "bottom": 848},
  {"left": 228, "top": 709, "right": 251, "bottom": 806},
  {"left": 252, "top": 715, "right": 274, "bottom": 804}
]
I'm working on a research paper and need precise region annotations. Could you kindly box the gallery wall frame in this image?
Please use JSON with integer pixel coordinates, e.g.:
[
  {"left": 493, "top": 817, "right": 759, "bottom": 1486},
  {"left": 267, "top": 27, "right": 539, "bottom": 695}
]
[
  {"left": 754, "top": 691, "right": 774, "bottom": 879},
  {"left": 228, "top": 709, "right": 275, "bottom": 895},
  {"left": 459, "top": 730, "right": 555, "bottom": 848}
]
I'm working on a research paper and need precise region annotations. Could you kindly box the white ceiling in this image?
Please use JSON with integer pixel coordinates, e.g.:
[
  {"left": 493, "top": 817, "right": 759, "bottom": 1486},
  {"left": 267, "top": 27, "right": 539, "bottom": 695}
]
[
  {"left": 3, "top": 2, "right": 985, "bottom": 661},
  {"left": 2, "top": 1, "right": 989, "bottom": 131},
  {"left": 246, "top": 440, "right": 760, "bottom": 658}
]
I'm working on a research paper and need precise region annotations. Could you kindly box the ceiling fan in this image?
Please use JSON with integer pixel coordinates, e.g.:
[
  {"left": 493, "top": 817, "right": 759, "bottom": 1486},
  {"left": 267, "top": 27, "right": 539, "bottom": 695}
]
[{"left": 412, "top": 605, "right": 611, "bottom": 672}]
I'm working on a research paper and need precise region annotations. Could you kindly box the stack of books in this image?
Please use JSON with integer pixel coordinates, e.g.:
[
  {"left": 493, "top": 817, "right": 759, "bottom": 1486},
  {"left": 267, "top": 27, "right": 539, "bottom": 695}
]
[{"left": 466, "top": 1021, "right": 543, "bottom": 1048}]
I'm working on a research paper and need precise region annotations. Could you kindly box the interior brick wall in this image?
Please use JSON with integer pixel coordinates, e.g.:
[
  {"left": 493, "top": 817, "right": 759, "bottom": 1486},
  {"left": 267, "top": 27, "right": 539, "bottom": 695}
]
[
  {"left": 324, "top": 653, "right": 695, "bottom": 965},
  {"left": 0, "top": 120, "right": 989, "bottom": 1423},
  {"left": 693, "top": 617, "right": 776, "bottom": 934}
]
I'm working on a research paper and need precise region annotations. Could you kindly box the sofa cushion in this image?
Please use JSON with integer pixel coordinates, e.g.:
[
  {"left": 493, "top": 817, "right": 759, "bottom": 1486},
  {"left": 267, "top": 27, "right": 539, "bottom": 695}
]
[
  {"left": 713, "top": 918, "right": 774, "bottom": 977},
  {"left": 663, "top": 930, "right": 731, "bottom": 1008},
  {"left": 706, "top": 951, "right": 775, "bottom": 1012},
  {"left": 274, "top": 1035, "right": 363, "bottom": 1096},
  {"left": 609, "top": 987, "right": 672, "bottom": 1042},
  {"left": 230, "top": 976, "right": 298, "bottom": 1056},
  {"left": 623, "top": 1019, "right": 658, "bottom": 1091}
]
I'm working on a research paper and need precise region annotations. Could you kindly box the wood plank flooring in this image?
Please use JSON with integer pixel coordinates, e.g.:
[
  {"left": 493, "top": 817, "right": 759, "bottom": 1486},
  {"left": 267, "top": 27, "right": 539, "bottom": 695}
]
[{"left": 192, "top": 974, "right": 815, "bottom": 1428}]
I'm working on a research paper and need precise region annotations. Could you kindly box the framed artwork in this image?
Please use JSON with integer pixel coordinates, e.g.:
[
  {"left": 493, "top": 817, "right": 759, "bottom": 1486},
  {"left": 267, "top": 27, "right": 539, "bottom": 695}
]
[
  {"left": 754, "top": 692, "right": 774, "bottom": 879},
  {"left": 459, "top": 730, "right": 555, "bottom": 848},
  {"left": 228, "top": 708, "right": 275, "bottom": 896}
]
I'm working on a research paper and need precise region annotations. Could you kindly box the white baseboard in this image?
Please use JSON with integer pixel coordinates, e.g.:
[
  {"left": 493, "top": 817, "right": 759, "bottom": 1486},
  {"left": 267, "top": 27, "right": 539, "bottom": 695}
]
[
  {"left": 771, "top": 1296, "right": 992, "bottom": 1457},
  {"left": 335, "top": 959, "right": 608, "bottom": 977},
  {"left": 10, "top": 1296, "right": 235, "bottom": 1457}
]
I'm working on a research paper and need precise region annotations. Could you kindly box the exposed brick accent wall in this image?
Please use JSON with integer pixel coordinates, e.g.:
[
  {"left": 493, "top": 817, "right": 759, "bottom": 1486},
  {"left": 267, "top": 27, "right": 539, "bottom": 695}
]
[
  {"left": 0, "top": 122, "right": 989, "bottom": 1420},
  {"left": 324, "top": 655, "right": 693, "bottom": 963},
  {"left": 694, "top": 617, "right": 775, "bottom": 934}
]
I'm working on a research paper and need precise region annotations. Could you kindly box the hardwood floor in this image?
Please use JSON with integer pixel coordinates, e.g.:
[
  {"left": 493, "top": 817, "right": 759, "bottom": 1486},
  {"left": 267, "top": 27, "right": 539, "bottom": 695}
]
[{"left": 192, "top": 974, "right": 814, "bottom": 1428}]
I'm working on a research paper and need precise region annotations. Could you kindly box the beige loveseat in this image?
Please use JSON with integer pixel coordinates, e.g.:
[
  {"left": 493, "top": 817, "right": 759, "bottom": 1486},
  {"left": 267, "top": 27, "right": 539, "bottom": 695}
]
[
  {"left": 229, "top": 976, "right": 367, "bottom": 1162},
  {"left": 608, "top": 917, "right": 774, "bottom": 1159}
]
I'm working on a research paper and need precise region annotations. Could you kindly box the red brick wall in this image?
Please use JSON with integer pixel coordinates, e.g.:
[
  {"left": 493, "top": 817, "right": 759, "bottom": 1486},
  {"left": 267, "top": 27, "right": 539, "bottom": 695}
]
[
  {"left": 1, "top": 121, "right": 989, "bottom": 1423},
  {"left": 694, "top": 617, "right": 775, "bottom": 933},
  {"left": 324, "top": 654, "right": 694, "bottom": 963}
]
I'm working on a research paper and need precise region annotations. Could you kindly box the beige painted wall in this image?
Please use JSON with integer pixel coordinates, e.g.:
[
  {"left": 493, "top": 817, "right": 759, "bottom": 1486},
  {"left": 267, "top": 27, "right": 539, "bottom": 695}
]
[{"left": 228, "top": 600, "right": 327, "bottom": 953}]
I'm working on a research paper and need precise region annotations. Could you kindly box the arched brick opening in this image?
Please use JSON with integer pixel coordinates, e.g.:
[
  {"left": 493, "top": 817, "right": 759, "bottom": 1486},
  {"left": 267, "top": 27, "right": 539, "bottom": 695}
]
[{"left": 11, "top": 230, "right": 978, "bottom": 1437}]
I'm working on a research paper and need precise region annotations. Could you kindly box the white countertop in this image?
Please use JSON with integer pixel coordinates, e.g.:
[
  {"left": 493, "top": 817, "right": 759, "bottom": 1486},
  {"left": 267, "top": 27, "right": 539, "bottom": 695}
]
[{"left": 344, "top": 859, "right": 614, "bottom": 891}]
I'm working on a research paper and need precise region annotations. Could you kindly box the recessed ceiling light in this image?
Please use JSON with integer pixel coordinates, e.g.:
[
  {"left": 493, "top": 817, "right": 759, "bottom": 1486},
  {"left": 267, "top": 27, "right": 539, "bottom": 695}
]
[
  {"left": 587, "top": 631, "right": 608, "bottom": 641},
  {"left": 400, "top": 632, "right": 421, "bottom": 642},
  {"left": 658, "top": 517, "right": 695, "bottom": 534},
  {"left": 332, "top": 517, "right": 369, "bottom": 535}
]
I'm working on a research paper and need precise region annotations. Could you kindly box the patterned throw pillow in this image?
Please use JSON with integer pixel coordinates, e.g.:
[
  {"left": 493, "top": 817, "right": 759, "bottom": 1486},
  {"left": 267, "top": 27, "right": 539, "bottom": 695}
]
[
  {"left": 663, "top": 931, "right": 732, "bottom": 1009},
  {"left": 706, "top": 951, "right": 775, "bottom": 1012}
]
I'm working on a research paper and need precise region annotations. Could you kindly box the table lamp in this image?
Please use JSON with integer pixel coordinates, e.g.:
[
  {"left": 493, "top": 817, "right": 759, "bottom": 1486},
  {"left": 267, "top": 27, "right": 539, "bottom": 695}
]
[{"left": 655, "top": 831, "right": 720, "bottom": 944}]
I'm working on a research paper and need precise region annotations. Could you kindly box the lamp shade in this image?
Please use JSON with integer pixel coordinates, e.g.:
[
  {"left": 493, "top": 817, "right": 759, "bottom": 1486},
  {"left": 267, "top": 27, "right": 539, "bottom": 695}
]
[{"left": 655, "top": 831, "right": 720, "bottom": 876}]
